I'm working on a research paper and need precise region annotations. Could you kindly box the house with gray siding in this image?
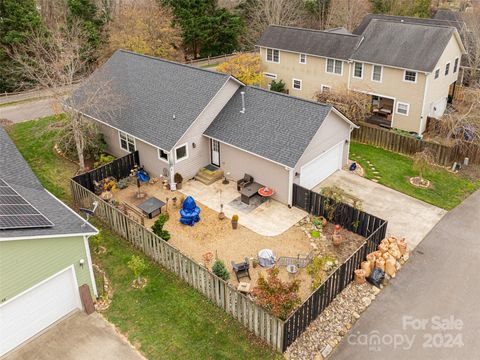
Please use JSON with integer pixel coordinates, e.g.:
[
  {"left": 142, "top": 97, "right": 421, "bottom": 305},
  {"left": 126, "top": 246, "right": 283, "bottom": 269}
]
[
  {"left": 0, "top": 128, "right": 98, "bottom": 356},
  {"left": 72, "top": 50, "right": 357, "bottom": 206}
]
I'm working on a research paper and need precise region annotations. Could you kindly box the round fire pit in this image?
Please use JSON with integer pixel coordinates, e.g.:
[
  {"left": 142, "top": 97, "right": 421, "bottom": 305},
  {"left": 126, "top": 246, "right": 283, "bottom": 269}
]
[{"left": 286, "top": 264, "right": 298, "bottom": 274}]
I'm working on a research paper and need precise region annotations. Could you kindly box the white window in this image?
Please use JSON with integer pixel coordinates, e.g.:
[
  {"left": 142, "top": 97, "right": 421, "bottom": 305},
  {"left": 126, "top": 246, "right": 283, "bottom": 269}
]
[
  {"left": 158, "top": 149, "right": 169, "bottom": 162},
  {"left": 326, "top": 58, "right": 343, "bottom": 75},
  {"left": 404, "top": 70, "right": 417, "bottom": 83},
  {"left": 396, "top": 102, "right": 410, "bottom": 116},
  {"left": 454, "top": 58, "right": 459, "bottom": 73},
  {"left": 119, "top": 131, "right": 135, "bottom": 152},
  {"left": 434, "top": 68, "right": 440, "bottom": 79},
  {"left": 321, "top": 85, "right": 331, "bottom": 93},
  {"left": 372, "top": 65, "right": 382, "bottom": 82},
  {"left": 264, "top": 72, "right": 277, "bottom": 79},
  {"left": 353, "top": 62, "right": 363, "bottom": 79},
  {"left": 445, "top": 62, "right": 450, "bottom": 75},
  {"left": 292, "top": 78, "right": 302, "bottom": 90},
  {"left": 299, "top": 53, "right": 307, "bottom": 64},
  {"left": 266, "top": 48, "right": 280, "bottom": 63},
  {"left": 175, "top": 143, "right": 188, "bottom": 162}
]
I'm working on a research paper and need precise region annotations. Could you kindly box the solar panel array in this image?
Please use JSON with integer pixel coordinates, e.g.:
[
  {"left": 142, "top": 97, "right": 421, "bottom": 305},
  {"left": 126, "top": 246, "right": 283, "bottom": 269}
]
[{"left": 0, "top": 178, "right": 54, "bottom": 230}]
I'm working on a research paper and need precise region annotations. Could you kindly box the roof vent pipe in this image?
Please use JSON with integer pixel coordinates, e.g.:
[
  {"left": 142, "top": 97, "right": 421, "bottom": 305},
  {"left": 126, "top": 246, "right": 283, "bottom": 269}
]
[{"left": 240, "top": 91, "right": 245, "bottom": 114}]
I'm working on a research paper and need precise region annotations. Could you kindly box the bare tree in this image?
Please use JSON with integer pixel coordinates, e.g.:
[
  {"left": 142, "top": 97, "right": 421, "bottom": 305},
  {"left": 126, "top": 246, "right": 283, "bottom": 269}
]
[
  {"left": 315, "top": 87, "right": 371, "bottom": 124},
  {"left": 8, "top": 21, "right": 121, "bottom": 170},
  {"left": 413, "top": 149, "right": 435, "bottom": 182},
  {"left": 325, "top": 0, "right": 371, "bottom": 32},
  {"left": 460, "top": 9, "right": 480, "bottom": 87}
]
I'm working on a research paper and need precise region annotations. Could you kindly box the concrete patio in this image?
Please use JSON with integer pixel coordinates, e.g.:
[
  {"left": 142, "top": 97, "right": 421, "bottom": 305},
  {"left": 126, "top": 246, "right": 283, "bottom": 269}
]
[
  {"left": 180, "top": 179, "right": 306, "bottom": 236},
  {"left": 314, "top": 170, "right": 446, "bottom": 249}
]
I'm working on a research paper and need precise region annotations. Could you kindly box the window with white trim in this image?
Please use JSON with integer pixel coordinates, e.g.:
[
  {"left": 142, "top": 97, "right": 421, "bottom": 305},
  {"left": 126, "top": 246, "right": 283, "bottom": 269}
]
[
  {"left": 292, "top": 78, "right": 302, "bottom": 90},
  {"left": 119, "top": 131, "right": 135, "bottom": 152},
  {"left": 396, "top": 102, "right": 409, "bottom": 116},
  {"left": 299, "top": 53, "right": 307, "bottom": 64},
  {"left": 353, "top": 62, "right": 363, "bottom": 78},
  {"left": 434, "top": 68, "right": 440, "bottom": 79},
  {"left": 175, "top": 143, "right": 188, "bottom": 162},
  {"left": 158, "top": 149, "right": 169, "bottom": 162},
  {"left": 266, "top": 48, "right": 279, "bottom": 63},
  {"left": 372, "top": 65, "right": 382, "bottom": 82},
  {"left": 264, "top": 72, "right": 277, "bottom": 79},
  {"left": 321, "top": 85, "right": 331, "bottom": 93},
  {"left": 326, "top": 58, "right": 342, "bottom": 75},
  {"left": 404, "top": 70, "right": 417, "bottom": 82},
  {"left": 453, "top": 58, "right": 459, "bottom": 73},
  {"left": 445, "top": 62, "right": 450, "bottom": 75}
]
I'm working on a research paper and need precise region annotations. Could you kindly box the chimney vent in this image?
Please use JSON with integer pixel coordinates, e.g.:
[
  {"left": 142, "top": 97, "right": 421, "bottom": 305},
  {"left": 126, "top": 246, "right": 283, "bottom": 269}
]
[{"left": 240, "top": 91, "right": 246, "bottom": 113}]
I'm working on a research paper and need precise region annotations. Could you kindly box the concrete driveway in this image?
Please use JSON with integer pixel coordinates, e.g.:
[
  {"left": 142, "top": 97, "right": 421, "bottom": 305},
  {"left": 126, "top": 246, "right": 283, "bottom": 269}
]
[
  {"left": 314, "top": 171, "right": 446, "bottom": 249},
  {"left": 332, "top": 189, "right": 480, "bottom": 359},
  {"left": 4, "top": 311, "right": 144, "bottom": 360},
  {"left": 0, "top": 98, "right": 59, "bottom": 123}
]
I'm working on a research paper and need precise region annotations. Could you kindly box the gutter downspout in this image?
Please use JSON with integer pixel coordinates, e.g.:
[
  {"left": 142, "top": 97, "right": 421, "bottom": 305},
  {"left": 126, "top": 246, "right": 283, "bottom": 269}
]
[
  {"left": 287, "top": 167, "right": 294, "bottom": 208},
  {"left": 419, "top": 73, "right": 430, "bottom": 135}
]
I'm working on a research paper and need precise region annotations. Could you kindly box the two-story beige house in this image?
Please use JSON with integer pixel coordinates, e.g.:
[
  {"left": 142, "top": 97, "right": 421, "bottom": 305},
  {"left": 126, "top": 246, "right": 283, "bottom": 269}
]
[{"left": 257, "top": 18, "right": 466, "bottom": 134}]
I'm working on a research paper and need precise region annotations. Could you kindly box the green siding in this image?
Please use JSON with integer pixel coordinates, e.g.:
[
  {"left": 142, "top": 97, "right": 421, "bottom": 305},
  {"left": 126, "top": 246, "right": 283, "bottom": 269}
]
[{"left": 0, "top": 236, "right": 93, "bottom": 303}]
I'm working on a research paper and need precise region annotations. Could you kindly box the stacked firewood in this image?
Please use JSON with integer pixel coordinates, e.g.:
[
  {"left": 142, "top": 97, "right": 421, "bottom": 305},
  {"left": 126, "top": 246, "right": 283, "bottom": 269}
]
[{"left": 355, "top": 237, "right": 409, "bottom": 284}]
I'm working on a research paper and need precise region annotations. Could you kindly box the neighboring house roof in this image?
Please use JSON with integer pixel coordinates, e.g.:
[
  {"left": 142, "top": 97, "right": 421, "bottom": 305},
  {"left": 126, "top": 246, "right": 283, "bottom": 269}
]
[
  {"left": 257, "top": 25, "right": 360, "bottom": 60},
  {"left": 204, "top": 86, "right": 333, "bottom": 168},
  {"left": 0, "top": 127, "right": 96, "bottom": 239},
  {"left": 70, "top": 50, "right": 236, "bottom": 152},
  {"left": 353, "top": 13, "right": 463, "bottom": 34},
  {"left": 433, "top": 9, "right": 462, "bottom": 22},
  {"left": 351, "top": 20, "right": 455, "bottom": 72}
]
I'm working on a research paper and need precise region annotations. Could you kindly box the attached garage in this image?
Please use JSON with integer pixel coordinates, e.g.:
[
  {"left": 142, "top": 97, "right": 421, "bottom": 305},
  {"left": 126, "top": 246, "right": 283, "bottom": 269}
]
[
  {"left": 0, "top": 266, "right": 82, "bottom": 356},
  {"left": 300, "top": 142, "right": 344, "bottom": 189}
]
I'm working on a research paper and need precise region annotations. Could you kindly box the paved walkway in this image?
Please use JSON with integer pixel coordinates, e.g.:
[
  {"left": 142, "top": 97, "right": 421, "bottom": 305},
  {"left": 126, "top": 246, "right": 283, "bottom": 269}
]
[
  {"left": 0, "top": 98, "right": 60, "bottom": 123},
  {"left": 4, "top": 311, "right": 145, "bottom": 360},
  {"left": 314, "top": 170, "right": 446, "bottom": 249},
  {"left": 332, "top": 190, "right": 480, "bottom": 359}
]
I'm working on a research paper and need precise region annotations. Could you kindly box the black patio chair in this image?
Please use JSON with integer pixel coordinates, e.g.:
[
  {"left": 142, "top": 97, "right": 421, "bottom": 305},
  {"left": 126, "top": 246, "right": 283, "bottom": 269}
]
[
  {"left": 237, "top": 174, "right": 254, "bottom": 191},
  {"left": 231, "top": 257, "right": 251, "bottom": 282}
]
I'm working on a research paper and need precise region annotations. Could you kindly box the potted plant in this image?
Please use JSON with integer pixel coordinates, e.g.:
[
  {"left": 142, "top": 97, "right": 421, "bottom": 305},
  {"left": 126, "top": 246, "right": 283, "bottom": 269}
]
[
  {"left": 218, "top": 204, "right": 225, "bottom": 220},
  {"left": 174, "top": 172, "right": 183, "bottom": 189},
  {"left": 332, "top": 224, "right": 343, "bottom": 246},
  {"left": 231, "top": 214, "right": 239, "bottom": 229}
]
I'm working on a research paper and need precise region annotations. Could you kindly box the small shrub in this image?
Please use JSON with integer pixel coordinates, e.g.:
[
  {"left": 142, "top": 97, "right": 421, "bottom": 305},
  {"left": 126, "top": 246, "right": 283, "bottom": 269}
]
[
  {"left": 174, "top": 172, "right": 183, "bottom": 184},
  {"left": 270, "top": 79, "right": 286, "bottom": 93},
  {"left": 252, "top": 268, "right": 300, "bottom": 320},
  {"left": 128, "top": 255, "right": 147, "bottom": 283},
  {"left": 312, "top": 217, "right": 323, "bottom": 229},
  {"left": 151, "top": 213, "right": 170, "bottom": 241},
  {"left": 212, "top": 259, "right": 230, "bottom": 281},
  {"left": 311, "top": 230, "right": 320, "bottom": 238},
  {"left": 117, "top": 177, "right": 130, "bottom": 189},
  {"left": 89, "top": 233, "right": 103, "bottom": 252},
  {"left": 232, "top": 214, "right": 239, "bottom": 222},
  {"left": 94, "top": 153, "right": 115, "bottom": 168},
  {"left": 307, "top": 256, "right": 338, "bottom": 290}
]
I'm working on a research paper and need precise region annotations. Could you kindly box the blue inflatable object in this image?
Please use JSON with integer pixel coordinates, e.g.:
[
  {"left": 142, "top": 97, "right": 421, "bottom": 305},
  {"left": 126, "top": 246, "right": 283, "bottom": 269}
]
[
  {"left": 349, "top": 162, "right": 357, "bottom": 171},
  {"left": 180, "top": 196, "right": 201, "bottom": 226},
  {"left": 136, "top": 168, "right": 150, "bottom": 183}
]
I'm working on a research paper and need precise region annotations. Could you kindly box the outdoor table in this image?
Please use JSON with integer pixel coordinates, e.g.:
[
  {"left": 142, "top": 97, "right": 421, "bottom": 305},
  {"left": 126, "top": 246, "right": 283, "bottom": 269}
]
[
  {"left": 137, "top": 197, "right": 165, "bottom": 219},
  {"left": 240, "top": 182, "right": 263, "bottom": 204},
  {"left": 258, "top": 186, "right": 274, "bottom": 198}
]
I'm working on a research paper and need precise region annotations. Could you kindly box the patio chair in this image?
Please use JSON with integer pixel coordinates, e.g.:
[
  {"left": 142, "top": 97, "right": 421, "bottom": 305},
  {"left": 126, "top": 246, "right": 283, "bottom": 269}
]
[
  {"left": 237, "top": 174, "right": 254, "bottom": 191},
  {"left": 231, "top": 257, "right": 251, "bottom": 282}
]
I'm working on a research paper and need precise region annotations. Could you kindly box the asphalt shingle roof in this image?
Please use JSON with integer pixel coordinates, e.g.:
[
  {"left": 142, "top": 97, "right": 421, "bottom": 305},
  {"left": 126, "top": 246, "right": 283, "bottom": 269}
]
[
  {"left": 0, "top": 127, "right": 96, "bottom": 239},
  {"left": 257, "top": 25, "right": 360, "bottom": 60},
  {"left": 204, "top": 87, "right": 332, "bottom": 168},
  {"left": 70, "top": 50, "right": 232, "bottom": 151},
  {"left": 351, "top": 20, "right": 454, "bottom": 72}
]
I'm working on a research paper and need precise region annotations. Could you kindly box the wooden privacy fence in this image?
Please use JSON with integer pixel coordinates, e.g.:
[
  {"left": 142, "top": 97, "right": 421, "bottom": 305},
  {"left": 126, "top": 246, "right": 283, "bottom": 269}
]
[
  {"left": 352, "top": 122, "right": 480, "bottom": 166},
  {"left": 70, "top": 180, "right": 285, "bottom": 352},
  {"left": 72, "top": 151, "right": 139, "bottom": 192}
]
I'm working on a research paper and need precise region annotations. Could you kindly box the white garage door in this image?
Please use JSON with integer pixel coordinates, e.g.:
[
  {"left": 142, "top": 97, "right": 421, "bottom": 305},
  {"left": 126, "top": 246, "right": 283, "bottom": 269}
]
[
  {"left": 0, "top": 266, "right": 82, "bottom": 356},
  {"left": 300, "top": 142, "right": 343, "bottom": 189}
]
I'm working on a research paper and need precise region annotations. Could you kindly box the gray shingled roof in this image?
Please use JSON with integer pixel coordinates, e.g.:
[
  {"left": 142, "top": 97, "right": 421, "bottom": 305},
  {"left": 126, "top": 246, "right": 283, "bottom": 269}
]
[
  {"left": 351, "top": 20, "right": 454, "bottom": 72},
  {"left": 70, "top": 50, "right": 232, "bottom": 151},
  {"left": 353, "top": 13, "right": 462, "bottom": 35},
  {"left": 204, "top": 87, "right": 332, "bottom": 168},
  {"left": 0, "top": 127, "right": 96, "bottom": 239},
  {"left": 257, "top": 25, "right": 360, "bottom": 60}
]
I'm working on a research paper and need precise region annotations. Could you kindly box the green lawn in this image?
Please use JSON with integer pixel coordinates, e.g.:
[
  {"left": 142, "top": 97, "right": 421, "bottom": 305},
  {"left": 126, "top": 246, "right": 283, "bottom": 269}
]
[
  {"left": 350, "top": 142, "right": 480, "bottom": 210},
  {"left": 6, "top": 117, "right": 281, "bottom": 359}
]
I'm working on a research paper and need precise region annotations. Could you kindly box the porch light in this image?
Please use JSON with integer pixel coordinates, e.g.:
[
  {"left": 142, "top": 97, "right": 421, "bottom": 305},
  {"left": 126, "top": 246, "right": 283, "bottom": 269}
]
[{"left": 79, "top": 259, "right": 85, "bottom": 269}]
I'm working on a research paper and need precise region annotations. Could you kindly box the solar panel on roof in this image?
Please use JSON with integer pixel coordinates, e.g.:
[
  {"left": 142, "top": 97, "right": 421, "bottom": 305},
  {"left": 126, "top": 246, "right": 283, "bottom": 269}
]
[{"left": 0, "top": 179, "right": 54, "bottom": 230}]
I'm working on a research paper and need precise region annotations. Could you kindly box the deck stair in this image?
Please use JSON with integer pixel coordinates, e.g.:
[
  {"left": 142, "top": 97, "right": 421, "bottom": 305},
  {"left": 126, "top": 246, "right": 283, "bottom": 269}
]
[{"left": 195, "top": 166, "right": 224, "bottom": 185}]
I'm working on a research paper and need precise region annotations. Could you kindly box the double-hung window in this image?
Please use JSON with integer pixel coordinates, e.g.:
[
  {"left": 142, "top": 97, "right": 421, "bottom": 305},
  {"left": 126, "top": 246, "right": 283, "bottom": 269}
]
[
  {"left": 293, "top": 78, "right": 302, "bottom": 90},
  {"left": 299, "top": 53, "right": 307, "bottom": 64},
  {"left": 353, "top": 62, "right": 363, "bottom": 79},
  {"left": 404, "top": 70, "right": 417, "bottom": 83},
  {"left": 326, "top": 58, "right": 342, "bottom": 75},
  {"left": 434, "top": 68, "right": 440, "bottom": 79},
  {"left": 372, "top": 65, "right": 382, "bottom": 82},
  {"left": 396, "top": 102, "right": 409, "bottom": 116},
  {"left": 119, "top": 131, "right": 135, "bottom": 152},
  {"left": 453, "top": 58, "right": 459, "bottom": 73},
  {"left": 266, "top": 48, "right": 280, "bottom": 63},
  {"left": 445, "top": 62, "right": 450, "bottom": 75}
]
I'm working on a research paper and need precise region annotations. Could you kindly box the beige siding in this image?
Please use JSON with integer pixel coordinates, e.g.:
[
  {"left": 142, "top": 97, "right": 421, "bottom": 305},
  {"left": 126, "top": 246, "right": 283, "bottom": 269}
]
[
  {"left": 218, "top": 142, "right": 290, "bottom": 204},
  {"left": 260, "top": 47, "right": 349, "bottom": 99},
  {"left": 174, "top": 79, "right": 240, "bottom": 180},
  {"left": 294, "top": 111, "right": 351, "bottom": 178}
]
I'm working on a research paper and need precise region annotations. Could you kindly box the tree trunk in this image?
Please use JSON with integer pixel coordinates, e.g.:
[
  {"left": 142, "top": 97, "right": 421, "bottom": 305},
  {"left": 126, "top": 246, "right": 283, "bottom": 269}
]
[{"left": 72, "top": 114, "right": 85, "bottom": 170}]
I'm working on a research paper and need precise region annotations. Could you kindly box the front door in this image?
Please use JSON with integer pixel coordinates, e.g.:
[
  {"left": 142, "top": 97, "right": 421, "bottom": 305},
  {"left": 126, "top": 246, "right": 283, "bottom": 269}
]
[{"left": 211, "top": 139, "right": 220, "bottom": 167}]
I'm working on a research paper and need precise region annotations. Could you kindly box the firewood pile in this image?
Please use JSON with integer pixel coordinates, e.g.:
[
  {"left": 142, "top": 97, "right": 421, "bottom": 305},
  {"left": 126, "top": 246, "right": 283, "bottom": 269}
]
[{"left": 354, "top": 236, "right": 409, "bottom": 285}]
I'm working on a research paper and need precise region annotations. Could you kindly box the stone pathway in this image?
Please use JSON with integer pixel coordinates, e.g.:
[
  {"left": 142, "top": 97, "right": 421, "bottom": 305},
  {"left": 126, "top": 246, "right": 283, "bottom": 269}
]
[{"left": 351, "top": 153, "right": 381, "bottom": 183}]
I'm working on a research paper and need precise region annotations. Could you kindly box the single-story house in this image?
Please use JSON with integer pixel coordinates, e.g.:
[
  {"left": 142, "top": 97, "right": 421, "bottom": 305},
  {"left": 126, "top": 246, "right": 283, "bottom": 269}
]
[
  {"left": 71, "top": 50, "right": 357, "bottom": 206},
  {"left": 0, "top": 128, "right": 98, "bottom": 356}
]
